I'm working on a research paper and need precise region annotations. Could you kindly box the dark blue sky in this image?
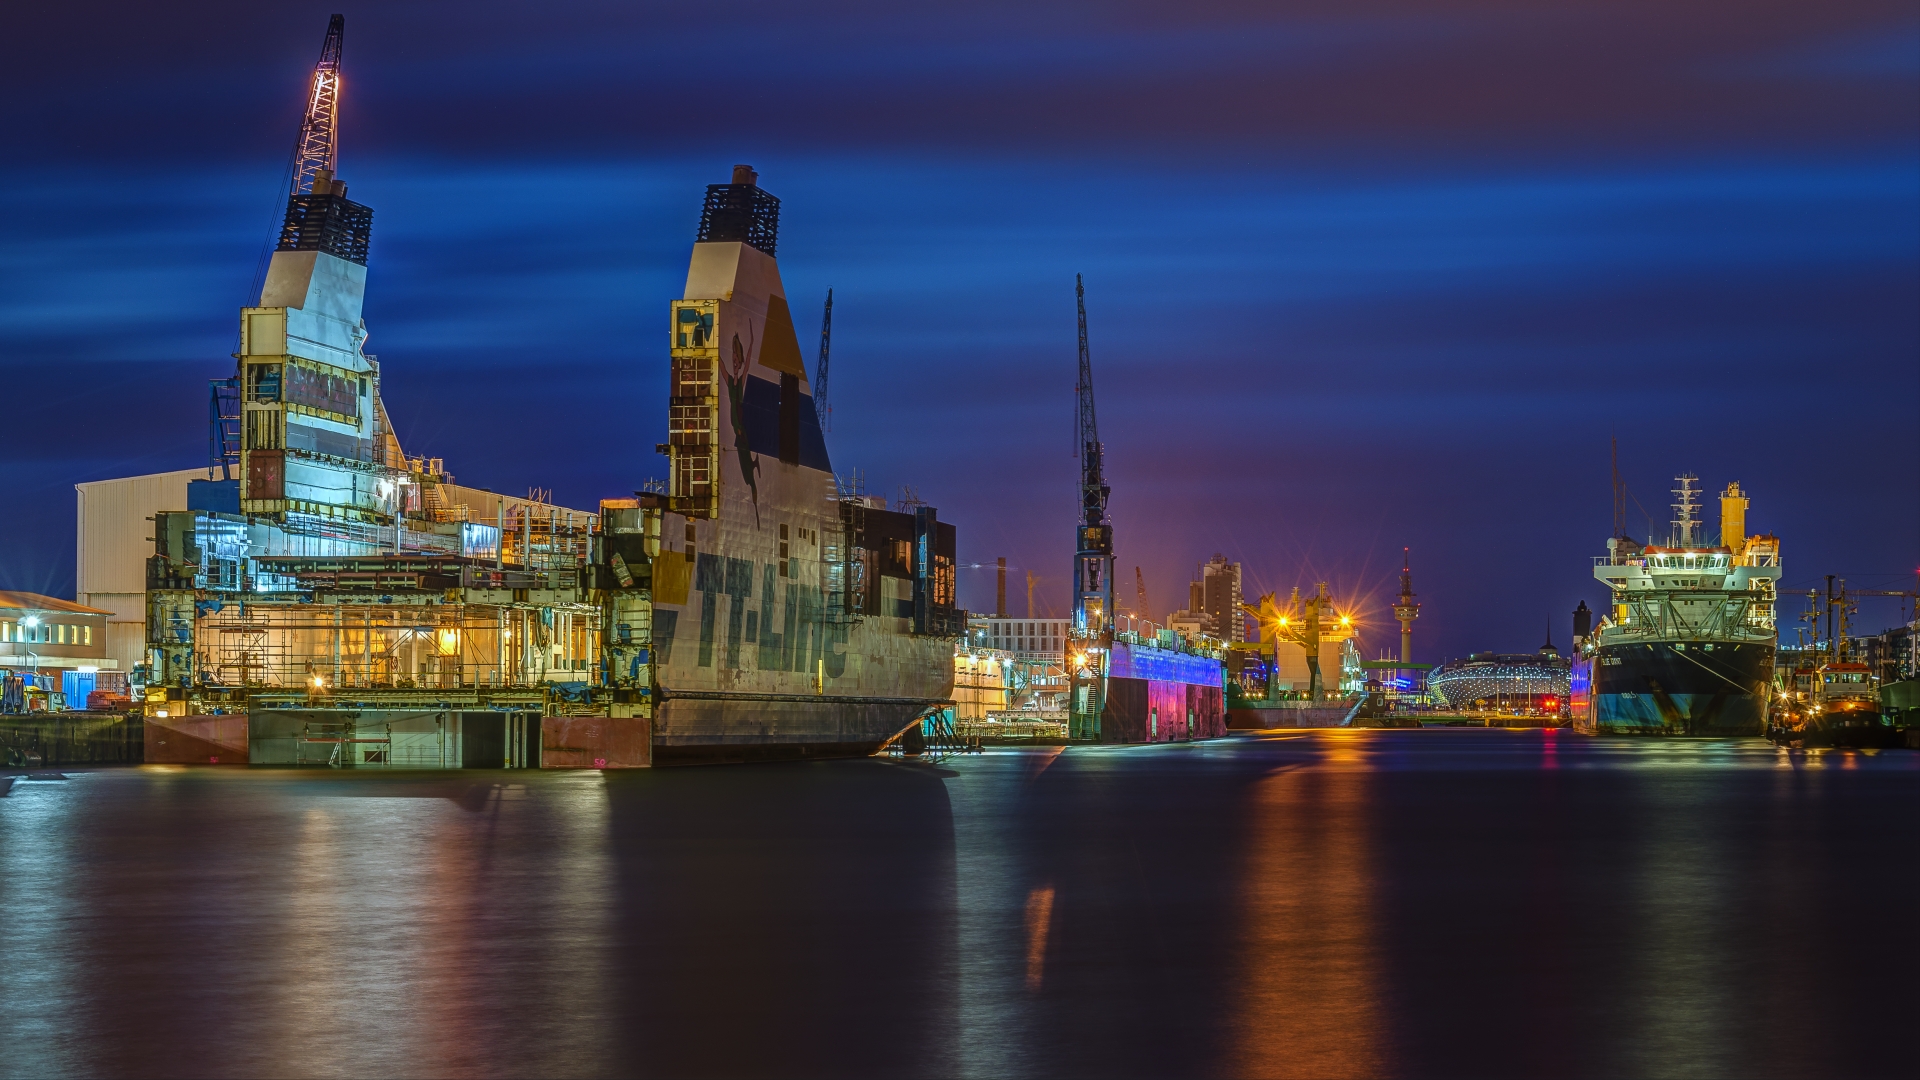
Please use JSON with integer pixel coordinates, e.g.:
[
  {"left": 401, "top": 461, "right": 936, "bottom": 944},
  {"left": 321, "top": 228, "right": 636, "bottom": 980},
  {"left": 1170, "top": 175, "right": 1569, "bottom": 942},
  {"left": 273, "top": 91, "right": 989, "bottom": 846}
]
[{"left": 4, "top": 1, "right": 1916, "bottom": 663}]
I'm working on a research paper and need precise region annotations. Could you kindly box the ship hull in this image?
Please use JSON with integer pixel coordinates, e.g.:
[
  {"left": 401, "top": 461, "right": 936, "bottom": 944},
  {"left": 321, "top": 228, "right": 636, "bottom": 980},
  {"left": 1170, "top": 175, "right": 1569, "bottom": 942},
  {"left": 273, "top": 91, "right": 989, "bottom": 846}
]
[
  {"left": 1584, "top": 640, "right": 1772, "bottom": 736},
  {"left": 652, "top": 694, "right": 931, "bottom": 765},
  {"left": 612, "top": 230, "right": 959, "bottom": 765}
]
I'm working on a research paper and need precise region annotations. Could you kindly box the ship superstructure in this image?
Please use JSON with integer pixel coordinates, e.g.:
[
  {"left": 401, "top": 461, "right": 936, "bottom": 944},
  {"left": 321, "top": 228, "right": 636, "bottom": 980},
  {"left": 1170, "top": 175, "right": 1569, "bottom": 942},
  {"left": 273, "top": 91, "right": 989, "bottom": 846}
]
[
  {"left": 614, "top": 165, "right": 960, "bottom": 763},
  {"left": 141, "top": 17, "right": 603, "bottom": 764},
  {"left": 1573, "top": 476, "right": 1781, "bottom": 736}
]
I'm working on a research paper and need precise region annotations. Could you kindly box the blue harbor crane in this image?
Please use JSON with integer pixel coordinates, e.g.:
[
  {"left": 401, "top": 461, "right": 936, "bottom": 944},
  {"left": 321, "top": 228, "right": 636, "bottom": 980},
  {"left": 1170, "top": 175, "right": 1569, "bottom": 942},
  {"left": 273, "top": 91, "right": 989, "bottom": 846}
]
[{"left": 1069, "top": 274, "right": 1115, "bottom": 739}]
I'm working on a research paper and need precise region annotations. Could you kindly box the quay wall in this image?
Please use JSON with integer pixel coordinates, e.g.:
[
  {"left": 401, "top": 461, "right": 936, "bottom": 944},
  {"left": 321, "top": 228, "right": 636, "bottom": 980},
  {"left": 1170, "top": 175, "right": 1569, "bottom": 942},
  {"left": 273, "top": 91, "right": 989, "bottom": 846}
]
[{"left": 1, "top": 713, "right": 145, "bottom": 765}]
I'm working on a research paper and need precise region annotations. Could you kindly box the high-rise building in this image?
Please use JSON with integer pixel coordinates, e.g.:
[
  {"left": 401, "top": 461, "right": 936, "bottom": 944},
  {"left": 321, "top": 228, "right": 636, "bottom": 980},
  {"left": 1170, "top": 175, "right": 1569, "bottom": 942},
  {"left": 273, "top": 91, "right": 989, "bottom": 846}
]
[{"left": 1200, "top": 555, "right": 1245, "bottom": 644}]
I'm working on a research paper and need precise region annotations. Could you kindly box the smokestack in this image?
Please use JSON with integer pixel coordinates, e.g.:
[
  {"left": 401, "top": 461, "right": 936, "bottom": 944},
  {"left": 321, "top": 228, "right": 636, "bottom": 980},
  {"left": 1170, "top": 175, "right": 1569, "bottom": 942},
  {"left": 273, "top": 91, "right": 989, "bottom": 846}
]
[
  {"left": 1719, "top": 482, "right": 1748, "bottom": 555},
  {"left": 731, "top": 164, "right": 758, "bottom": 186},
  {"left": 996, "top": 557, "right": 1007, "bottom": 618}
]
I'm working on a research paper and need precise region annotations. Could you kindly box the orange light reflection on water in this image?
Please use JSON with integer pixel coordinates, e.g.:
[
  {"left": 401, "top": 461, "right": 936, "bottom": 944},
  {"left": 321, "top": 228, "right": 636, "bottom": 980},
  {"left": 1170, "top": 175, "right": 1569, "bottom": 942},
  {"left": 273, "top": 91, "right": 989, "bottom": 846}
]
[{"left": 1228, "top": 742, "right": 1385, "bottom": 1078}]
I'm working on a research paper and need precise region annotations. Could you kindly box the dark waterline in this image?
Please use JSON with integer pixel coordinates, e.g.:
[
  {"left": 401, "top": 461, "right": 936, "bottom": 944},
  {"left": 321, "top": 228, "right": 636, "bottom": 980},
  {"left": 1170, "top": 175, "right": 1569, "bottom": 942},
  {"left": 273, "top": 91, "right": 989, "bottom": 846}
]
[{"left": 1, "top": 730, "right": 1913, "bottom": 1079}]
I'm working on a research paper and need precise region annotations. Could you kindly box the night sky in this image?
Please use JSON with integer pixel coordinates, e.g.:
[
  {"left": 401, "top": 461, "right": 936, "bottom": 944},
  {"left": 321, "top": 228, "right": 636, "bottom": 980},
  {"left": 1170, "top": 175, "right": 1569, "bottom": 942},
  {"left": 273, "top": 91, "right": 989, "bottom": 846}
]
[{"left": 4, "top": 2, "right": 1916, "bottom": 665}]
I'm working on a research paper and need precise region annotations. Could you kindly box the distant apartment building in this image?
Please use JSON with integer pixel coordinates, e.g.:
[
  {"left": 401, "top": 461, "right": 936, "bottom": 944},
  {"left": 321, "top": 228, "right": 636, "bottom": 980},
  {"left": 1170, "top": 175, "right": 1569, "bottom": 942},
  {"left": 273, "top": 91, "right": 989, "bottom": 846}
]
[{"left": 1200, "top": 554, "right": 1245, "bottom": 644}]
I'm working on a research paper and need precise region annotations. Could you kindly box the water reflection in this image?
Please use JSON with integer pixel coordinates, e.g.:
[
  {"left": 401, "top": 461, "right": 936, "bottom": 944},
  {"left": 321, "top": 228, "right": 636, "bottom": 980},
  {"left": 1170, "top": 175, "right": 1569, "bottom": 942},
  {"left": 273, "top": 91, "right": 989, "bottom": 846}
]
[
  {"left": 0, "top": 733, "right": 1912, "bottom": 1078},
  {"left": 1228, "top": 745, "right": 1384, "bottom": 1078},
  {"left": 603, "top": 760, "right": 962, "bottom": 1077},
  {"left": 0, "top": 773, "right": 81, "bottom": 1077}
]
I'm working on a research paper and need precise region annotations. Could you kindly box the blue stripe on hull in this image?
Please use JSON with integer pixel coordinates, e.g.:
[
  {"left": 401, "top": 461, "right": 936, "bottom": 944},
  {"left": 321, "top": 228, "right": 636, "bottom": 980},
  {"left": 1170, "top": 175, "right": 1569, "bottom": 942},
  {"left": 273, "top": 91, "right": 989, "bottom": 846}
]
[{"left": 1593, "top": 693, "right": 1766, "bottom": 736}]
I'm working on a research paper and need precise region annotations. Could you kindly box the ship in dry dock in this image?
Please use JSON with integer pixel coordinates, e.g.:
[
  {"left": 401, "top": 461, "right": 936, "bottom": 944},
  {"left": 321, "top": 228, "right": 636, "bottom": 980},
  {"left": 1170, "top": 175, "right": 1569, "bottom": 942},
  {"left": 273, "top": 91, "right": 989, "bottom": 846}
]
[
  {"left": 119, "top": 18, "right": 958, "bottom": 767},
  {"left": 602, "top": 165, "right": 961, "bottom": 763}
]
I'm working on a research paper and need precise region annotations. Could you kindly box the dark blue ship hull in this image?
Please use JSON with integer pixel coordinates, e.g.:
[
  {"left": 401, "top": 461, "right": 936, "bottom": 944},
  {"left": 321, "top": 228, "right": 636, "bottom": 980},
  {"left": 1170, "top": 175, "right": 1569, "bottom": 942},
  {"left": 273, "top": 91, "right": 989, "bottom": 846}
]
[{"left": 1589, "top": 640, "right": 1772, "bottom": 736}]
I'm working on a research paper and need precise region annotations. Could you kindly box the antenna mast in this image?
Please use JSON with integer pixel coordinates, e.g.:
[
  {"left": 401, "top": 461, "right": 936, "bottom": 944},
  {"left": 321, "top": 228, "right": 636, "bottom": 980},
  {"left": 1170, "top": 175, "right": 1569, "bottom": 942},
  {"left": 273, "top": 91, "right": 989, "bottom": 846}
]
[
  {"left": 292, "top": 15, "right": 345, "bottom": 196},
  {"left": 814, "top": 288, "right": 833, "bottom": 432},
  {"left": 1611, "top": 437, "right": 1626, "bottom": 539},
  {"left": 1671, "top": 473, "right": 1700, "bottom": 548}
]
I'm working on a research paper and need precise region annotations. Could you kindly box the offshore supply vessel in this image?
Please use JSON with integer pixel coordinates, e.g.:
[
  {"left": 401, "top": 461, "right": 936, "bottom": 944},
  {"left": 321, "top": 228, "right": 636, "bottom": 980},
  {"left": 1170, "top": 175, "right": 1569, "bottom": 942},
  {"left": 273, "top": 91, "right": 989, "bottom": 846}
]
[
  {"left": 602, "top": 165, "right": 962, "bottom": 762},
  {"left": 1572, "top": 477, "right": 1780, "bottom": 736}
]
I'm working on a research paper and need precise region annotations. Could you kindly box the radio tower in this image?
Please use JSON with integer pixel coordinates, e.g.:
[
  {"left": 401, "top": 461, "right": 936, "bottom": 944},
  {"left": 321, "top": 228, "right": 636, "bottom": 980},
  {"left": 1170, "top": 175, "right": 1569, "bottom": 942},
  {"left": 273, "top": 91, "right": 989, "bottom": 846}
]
[
  {"left": 292, "top": 15, "right": 345, "bottom": 196},
  {"left": 1069, "top": 274, "right": 1115, "bottom": 740},
  {"left": 1393, "top": 549, "right": 1421, "bottom": 682}
]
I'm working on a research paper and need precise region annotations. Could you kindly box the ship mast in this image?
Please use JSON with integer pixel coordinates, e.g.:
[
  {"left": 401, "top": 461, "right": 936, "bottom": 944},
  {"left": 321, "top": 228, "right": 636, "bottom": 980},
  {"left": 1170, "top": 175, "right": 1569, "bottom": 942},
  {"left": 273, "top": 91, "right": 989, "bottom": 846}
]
[{"left": 1670, "top": 473, "right": 1700, "bottom": 548}]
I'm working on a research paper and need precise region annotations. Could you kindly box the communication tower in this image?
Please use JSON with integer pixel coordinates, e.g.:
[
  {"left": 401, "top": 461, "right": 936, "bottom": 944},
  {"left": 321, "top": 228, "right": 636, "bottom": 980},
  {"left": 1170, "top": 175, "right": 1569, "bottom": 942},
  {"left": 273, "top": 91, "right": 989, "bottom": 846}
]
[{"left": 1392, "top": 548, "right": 1420, "bottom": 679}]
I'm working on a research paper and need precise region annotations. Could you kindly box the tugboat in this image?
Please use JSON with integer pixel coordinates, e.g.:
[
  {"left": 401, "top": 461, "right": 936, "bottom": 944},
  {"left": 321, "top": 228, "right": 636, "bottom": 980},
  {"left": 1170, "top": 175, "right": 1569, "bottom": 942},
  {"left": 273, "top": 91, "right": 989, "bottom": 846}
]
[
  {"left": 1768, "top": 588, "right": 1907, "bottom": 748},
  {"left": 1572, "top": 477, "right": 1781, "bottom": 736}
]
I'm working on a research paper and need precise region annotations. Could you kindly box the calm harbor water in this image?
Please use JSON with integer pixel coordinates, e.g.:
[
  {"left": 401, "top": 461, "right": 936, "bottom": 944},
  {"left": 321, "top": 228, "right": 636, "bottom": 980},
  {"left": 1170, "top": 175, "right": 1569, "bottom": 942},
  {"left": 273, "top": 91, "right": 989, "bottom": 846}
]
[{"left": 1, "top": 729, "right": 1913, "bottom": 1079}]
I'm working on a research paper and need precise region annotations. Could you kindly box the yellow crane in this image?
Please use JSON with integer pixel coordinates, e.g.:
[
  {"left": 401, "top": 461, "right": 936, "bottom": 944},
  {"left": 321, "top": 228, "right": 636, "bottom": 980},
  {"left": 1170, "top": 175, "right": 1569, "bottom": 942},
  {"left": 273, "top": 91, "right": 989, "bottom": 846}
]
[{"left": 1236, "top": 583, "right": 1358, "bottom": 702}]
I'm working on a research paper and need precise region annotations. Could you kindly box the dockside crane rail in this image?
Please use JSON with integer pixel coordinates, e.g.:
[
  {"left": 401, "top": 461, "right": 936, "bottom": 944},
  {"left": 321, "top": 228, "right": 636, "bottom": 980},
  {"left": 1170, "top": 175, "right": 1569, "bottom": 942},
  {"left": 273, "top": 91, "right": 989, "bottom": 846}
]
[
  {"left": 292, "top": 15, "right": 345, "bottom": 196},
  {"left": 814, "top": 288, "right": 833, "bottom": 432}
]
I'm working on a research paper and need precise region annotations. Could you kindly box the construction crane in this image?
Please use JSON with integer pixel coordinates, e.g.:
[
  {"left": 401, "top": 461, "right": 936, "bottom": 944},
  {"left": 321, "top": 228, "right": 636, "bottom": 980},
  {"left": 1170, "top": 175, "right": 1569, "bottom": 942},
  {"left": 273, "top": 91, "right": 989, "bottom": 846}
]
[
  {"left": 1068, "top": 275, "right": 1115, "bottom": 741},
  {"left": 292, "top": 15, "right": 345, "bottom": 196},
  {"left": 1792, "top": 580, "right": 1918, "bottom": 663},
  {"left": 1071, "top": 274, "right": 1113, "bottom": 637},
  {"left": 814, "top": 288, "right": 833, "bottom": 432},
  {"left": 1135, "top": 566, "right": 1148, "bottom": 621}
]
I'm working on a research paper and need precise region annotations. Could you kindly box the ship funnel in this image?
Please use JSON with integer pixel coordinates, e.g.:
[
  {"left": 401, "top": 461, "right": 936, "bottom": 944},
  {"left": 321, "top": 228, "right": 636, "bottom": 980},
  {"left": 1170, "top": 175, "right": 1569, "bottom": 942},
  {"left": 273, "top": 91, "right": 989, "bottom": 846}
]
[{"left": 1720, "top": 482, "right": 1748, "bottom": 556}]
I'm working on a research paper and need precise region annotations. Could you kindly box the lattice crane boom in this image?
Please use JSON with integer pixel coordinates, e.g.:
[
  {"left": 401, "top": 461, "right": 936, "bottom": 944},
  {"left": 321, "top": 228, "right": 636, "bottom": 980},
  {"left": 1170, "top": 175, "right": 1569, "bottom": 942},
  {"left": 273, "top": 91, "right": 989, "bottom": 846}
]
[
  {"left": 1075, "top": 274, "right": 1108, "bottom": 528},
  {"left": 292, "top": 15, "right": 345, "bottom": 196}
]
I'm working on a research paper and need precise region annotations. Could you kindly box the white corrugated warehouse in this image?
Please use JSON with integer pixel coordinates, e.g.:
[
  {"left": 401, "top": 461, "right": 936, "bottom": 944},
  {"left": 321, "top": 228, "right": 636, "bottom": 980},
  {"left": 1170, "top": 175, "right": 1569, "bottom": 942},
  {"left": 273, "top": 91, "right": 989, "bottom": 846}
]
[{"left": 75, "top": 468, "right": 204, "bottom": 674}]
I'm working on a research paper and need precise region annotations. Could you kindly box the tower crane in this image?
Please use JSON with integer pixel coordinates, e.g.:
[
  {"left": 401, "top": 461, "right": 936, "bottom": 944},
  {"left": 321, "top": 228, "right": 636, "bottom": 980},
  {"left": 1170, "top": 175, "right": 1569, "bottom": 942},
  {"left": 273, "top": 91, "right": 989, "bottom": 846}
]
[
  {"left": 1135, "top": 566, "right": 1148, "bottom": 622},
  {"left": 293, "top": 15, "right": 345, "bottom": 196}
]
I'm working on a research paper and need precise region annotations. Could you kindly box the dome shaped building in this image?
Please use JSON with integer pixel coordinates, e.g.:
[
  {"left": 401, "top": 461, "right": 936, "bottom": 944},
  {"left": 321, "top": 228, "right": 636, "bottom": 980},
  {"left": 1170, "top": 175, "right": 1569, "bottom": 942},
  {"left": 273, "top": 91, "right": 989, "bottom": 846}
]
[{"left": 1428, "top": 637, "right": 1571, "bottom": 717}]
